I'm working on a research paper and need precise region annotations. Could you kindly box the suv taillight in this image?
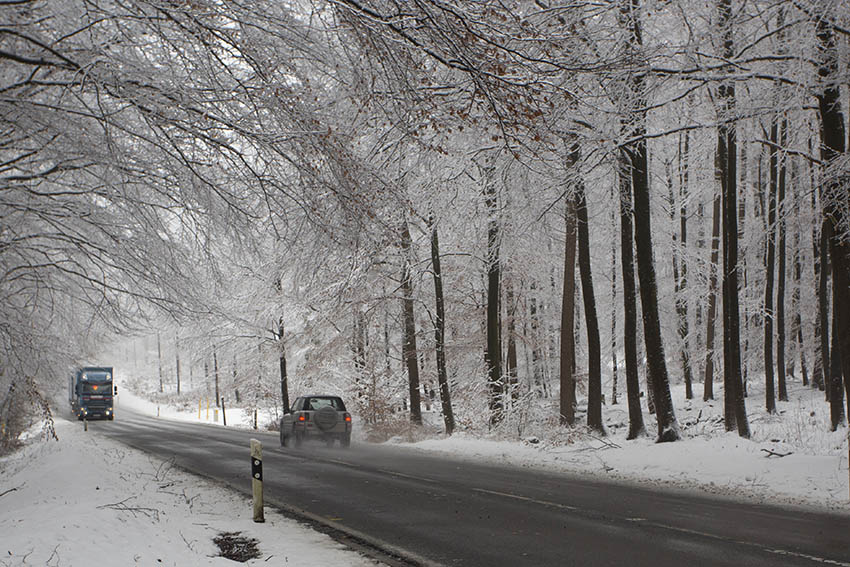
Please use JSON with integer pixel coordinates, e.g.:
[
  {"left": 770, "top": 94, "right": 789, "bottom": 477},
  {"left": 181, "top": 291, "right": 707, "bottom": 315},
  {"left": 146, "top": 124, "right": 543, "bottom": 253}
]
[
  {"left": 344, "top": 413, "right": 351, "bottom": 422},
  {"left": 298, "top": 413, "right": 309, "bottom": 422}
]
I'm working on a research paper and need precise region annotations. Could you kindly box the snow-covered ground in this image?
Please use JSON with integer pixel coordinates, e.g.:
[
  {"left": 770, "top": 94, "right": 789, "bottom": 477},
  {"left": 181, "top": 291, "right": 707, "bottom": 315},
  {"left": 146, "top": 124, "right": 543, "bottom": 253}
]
[
  {"left": 0, "top": 402, "right": 381, "bottom": 567},
  {"left": 2, "top": 380, "right": 848, "bottom": 567}
]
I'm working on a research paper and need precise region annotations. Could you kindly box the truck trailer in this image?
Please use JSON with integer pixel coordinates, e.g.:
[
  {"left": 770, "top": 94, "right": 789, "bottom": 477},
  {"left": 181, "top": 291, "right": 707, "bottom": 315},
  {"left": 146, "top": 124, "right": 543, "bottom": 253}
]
[{"left": 69, "top": 366, "right": 114, "bottom": 420}]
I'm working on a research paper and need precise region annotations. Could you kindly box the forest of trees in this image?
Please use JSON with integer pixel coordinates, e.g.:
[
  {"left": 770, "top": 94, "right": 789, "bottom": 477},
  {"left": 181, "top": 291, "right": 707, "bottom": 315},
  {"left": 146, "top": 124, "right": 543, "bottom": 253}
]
[{"left": 2, "top": 0, "right": 849, "bottom": 448}]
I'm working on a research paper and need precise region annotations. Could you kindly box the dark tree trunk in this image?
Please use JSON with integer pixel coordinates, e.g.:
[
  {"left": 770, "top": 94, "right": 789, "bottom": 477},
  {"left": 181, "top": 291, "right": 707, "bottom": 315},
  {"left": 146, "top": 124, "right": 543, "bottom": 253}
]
[
  {"left": 401, "top": 220, "right": 422, "bottom": 425},
  {"left": 678, "top": 132, "right": 693, "bottom": 400},
  {"left": 157, "top": 332, "right": 164, "bottom": 394},
  {"left": 577, "top": 179, "right": 604, "bottom": 434},
  {"left": 820, "top": 224, "right": 831, "bottom": 399},
  {"left": 816, "top": 14, "right": 849, "bottom": 424},
  {"left": 276, "top": 320, "right": 289, "bottom": 414},
  {"left": 738, "top": 81, "right": 750, "bottom": 396},
  {"left": 704, "top": 183, "right": 721, "bottom": 402},
  {"left": 175, "top": 333, "right": 181, "bottom": 395},
  {"left": 776, "top": 118, "right": 789, "bottom": 402},
  {"left": 505, "top": 282, "right": 519, "bottom": 404},
  {"left": 430, "top": 220, "right": 455, "bottom": 435},
  {"left": 619, "top": 153, "right": 645, "bottom": 439},
  {"left": 559, "top": 186, "right": 578, "bottom": 426},
  {"left": 764, "top": 122, "right": 778, "bottom": 415},
  {"left": 717, "top": 0, "right": 750, "bottom": 439},
  {"left": 810, "top": 140, "right": 826, "bottom": 391},
  {"left": 631, "top": 139, "right": 679, "bottom": 442},
  {"left": 610, "top": 187, "right": 619, "bottom": 406},
  {"left": 792, "top": 224, "right": 809, "bottom": 386},
  {"left": 214, "top": 345, "right": 220, "bottom": 408},
  {"left": 789, "top": 161, "right": 808, "bottom": 386},
  {"left": 829, "top": 310, "right": 845, "bottom": 429},
  {"left": 623, "top": 0, "right": 679, "bottom": 442},
  {"left": 529, "top": 283, "right": 546, "bottom": 397},
  {"left": 484, "top": 172, "right": 504, "bottom": 426}
]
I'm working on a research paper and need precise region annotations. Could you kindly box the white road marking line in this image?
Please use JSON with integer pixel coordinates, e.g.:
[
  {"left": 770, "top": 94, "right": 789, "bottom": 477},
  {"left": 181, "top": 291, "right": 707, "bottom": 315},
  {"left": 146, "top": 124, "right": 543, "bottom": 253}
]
[
  {"left": 764, "top": 548, "right": 850, "bottom": 567},
  {"left": 626, "top": 517, "right": 850, "bottom": 566},
  {"left": 478, "top": 492, "right": 850, "bottom": 566},
  {"left": 472, "top": 488, "right": 578, "bottom": 511},
  {"left": 377, "top": 469, "right": 437, "bottom": 483},
  {"left": 327, "top": 459, "right": 359, "bottom": 467}
]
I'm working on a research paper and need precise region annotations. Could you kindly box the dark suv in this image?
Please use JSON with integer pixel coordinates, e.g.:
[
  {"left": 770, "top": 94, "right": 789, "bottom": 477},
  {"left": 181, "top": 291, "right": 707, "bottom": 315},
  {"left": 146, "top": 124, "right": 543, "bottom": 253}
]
[{"left": 280, "top": 395, "right": 352, "bottom": 448}]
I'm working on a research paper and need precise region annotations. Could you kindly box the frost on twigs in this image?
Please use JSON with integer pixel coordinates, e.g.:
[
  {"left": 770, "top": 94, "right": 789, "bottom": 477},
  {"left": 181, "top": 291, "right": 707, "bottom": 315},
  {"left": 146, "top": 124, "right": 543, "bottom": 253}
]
[
  {"left": 213, "top": 531, "right": 261, "bottom": 563},
  {"left": 96, "top": 497, "right": 161, "bottom": 521}
]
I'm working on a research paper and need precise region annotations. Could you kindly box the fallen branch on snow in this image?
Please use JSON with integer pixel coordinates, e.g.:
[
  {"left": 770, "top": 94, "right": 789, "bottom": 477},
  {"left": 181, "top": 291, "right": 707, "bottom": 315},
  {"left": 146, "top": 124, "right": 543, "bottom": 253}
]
[
  {"left": 0, "top": 484, "right": 23, "bottom": 498},
  {"left": 761, "top": 448, "right": 793, "bottom": 458},
  {"left": 97, "top": 497, "right": 161, "bottom": 520}
]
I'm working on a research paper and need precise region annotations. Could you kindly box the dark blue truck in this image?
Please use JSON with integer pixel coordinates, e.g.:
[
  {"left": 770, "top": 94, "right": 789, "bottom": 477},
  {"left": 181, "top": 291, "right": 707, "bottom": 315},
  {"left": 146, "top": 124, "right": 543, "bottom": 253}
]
[{"left": 69, "top": 366, "right": 114, "bottom": 420}]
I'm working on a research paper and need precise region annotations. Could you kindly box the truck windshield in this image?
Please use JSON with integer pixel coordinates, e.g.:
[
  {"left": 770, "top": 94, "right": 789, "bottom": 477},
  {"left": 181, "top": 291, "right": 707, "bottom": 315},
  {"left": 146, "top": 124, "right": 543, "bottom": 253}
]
[{"left": 82, "top": 383, "right": 112, "bottom": 394}]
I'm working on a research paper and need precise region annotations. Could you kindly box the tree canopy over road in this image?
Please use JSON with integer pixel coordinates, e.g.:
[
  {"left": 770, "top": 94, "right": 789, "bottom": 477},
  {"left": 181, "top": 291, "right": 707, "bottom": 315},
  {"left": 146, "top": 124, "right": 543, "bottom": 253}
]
[{"left": 2, "top": 0, "right": 849, "bottom": 447}]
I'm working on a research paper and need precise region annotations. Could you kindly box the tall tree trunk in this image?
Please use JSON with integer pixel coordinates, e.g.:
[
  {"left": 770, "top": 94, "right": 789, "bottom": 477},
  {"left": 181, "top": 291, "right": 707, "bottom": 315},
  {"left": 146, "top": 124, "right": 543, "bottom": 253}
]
[
  {"left": 619, "top": 153, "right": 645, "bottom": 439},
  {"left": 678, "top": 132, "right": 693, "bottom": 400},
  {"left": 624, "top": 0, "right": 679, "bottom": 443},
  {"left": 559, "top": 175, "right": 578, "bottom": 426},
  {"left": 506, "top": 282, "right": 519, "bottom": 404},
  {"left": 792, "top": 217, "right": 809, "bottom": 386},
  {"left": 776, "top": 118, "right": 789, "bottom": 402},
  {"left": 401, "top": 219, "right": 422, "bottom": 425},
  {"left": 829, "top": 311, "right": 845, "bottom": 429},
  {"left": 765, "top": 122, "right": 778, "bottom": 415},
  {"left": 484, "top": 170, "right": 503, "bottom": 426},
  {"left": 816, "top": 13, "right": 850, "bottom": 428},
  {"left": 429, "top": 219, "right": 455, "bottom": 435},
  {"left": 819, "top": 224, "right": 831, "bottom": 399},
  {"left": 577, "top": 178, "right": 604, "bottom": 434},
  {"left": 175, "top": 332, "right": 181, "bottom": 395},
  {"left": 157, "top": 331, "right": 164, "bottom": 394},
  {"left": 632, "top": 138, "right": 679, "bottom": 441},
  {"left": 214, "top": 344, "right": 220, "bottom": 407},
  {"left": 704, "top": 180, "right": 721, "bottom": 402},
  {"left": 717, "top": 0, "right": 750, "bottom": 438},
  {"left": 610, "top": 187, "right": 619, "bottom": 407},
  {"left": 739, "top": 140, "right": 750, "bottom": 396},
  {"left": 809, "top": 139, "right": 826, "bottom": 391},
  {"left": 273, "top": 319, "right": 289, "bottom": 413}
]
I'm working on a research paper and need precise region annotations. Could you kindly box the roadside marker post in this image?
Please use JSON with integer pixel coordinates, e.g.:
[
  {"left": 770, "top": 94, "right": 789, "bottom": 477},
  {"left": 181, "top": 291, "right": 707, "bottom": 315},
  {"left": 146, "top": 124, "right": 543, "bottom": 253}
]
[{"left": 250, "top": 439, "right": 265, "bottom": 523}]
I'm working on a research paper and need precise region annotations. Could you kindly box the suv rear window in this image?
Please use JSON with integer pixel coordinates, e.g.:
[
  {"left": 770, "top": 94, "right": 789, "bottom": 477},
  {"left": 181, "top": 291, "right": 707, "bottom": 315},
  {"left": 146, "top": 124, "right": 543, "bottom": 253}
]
[{"left": 304, "top": 397, "right": 346, "bottom": 411}]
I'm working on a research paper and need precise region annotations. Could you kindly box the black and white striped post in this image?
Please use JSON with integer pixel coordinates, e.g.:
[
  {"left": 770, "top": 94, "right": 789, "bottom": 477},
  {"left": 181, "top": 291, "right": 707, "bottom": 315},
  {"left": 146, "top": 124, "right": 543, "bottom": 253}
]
[{"left": 250, "top": 439, "right": 264, "bottom": 523}]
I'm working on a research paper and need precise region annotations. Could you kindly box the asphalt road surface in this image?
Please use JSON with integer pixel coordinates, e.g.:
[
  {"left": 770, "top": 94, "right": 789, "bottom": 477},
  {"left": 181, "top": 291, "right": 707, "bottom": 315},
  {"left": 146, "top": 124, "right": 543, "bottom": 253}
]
[{"left": 95, "top": 407, "right": 850, "bottom": 567}]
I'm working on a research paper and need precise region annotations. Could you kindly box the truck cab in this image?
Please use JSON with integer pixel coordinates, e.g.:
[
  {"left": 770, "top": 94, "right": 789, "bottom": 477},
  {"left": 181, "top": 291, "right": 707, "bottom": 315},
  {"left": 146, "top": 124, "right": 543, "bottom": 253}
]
[{"left": 70, "top": 366, "right": 114, "bottom": 420}]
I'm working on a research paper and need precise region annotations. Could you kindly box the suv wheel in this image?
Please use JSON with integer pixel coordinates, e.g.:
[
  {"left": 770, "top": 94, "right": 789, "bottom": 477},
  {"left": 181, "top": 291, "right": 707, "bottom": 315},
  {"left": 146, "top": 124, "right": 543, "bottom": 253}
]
[{"left": 294, "top": 430, "right": 304, "bottom": 447}]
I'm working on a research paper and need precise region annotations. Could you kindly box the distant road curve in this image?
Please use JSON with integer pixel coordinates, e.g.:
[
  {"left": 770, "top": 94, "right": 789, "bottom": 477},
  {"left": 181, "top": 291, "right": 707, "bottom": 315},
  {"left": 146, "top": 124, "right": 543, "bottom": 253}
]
[{"left": 98, "top": 407, "right": 850, "bottom": 567}]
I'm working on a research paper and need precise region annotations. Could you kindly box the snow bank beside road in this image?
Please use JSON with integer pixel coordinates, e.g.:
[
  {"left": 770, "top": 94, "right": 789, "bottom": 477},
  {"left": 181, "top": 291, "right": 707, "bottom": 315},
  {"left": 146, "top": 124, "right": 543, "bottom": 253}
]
[{"left": 0, "top": 418, "right": 379, "bottom": 567}]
